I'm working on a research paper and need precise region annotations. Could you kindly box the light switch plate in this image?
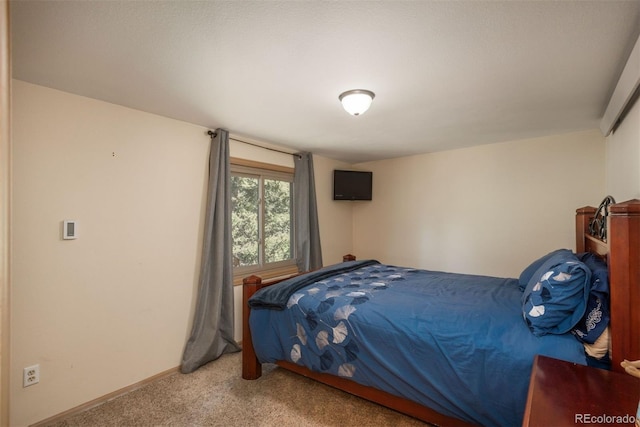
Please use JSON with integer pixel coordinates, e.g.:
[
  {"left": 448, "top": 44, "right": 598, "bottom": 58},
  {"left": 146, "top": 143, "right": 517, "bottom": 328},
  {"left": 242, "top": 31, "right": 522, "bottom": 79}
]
[{"left": 63, "top": 220, "right": 77, "bottom": 240}]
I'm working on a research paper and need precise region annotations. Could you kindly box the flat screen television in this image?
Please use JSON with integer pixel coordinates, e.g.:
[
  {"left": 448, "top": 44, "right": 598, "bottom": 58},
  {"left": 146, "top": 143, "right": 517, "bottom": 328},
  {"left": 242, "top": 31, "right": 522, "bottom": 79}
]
[{"left": 333, "top": 170, "right": 373, "bottom": 201}]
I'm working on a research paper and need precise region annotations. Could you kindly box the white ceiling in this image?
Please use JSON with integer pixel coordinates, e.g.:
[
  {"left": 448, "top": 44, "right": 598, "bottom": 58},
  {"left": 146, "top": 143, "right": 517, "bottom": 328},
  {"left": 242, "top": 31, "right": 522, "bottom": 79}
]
[{"left": 10, "top": 1, "right": 640, "bottom": 163}]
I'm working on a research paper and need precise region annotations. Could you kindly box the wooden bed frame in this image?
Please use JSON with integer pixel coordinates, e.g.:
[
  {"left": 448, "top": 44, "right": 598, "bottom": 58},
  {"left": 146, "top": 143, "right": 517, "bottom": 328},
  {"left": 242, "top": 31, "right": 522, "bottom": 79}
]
[{"left": 242, "top": 199, "right": 640, "bottom": 426}]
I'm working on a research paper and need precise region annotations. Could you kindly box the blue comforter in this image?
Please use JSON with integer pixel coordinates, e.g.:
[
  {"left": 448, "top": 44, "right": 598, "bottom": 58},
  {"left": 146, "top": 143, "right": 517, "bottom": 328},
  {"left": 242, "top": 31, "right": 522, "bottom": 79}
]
[{"left": 249, "top": 261, "right": 587, "bottom": 426}]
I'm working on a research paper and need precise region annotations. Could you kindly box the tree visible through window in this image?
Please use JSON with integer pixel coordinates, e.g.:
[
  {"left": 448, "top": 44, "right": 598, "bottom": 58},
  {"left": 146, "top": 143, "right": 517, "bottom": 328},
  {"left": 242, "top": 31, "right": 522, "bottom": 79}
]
[
  {"left": 230, "top": 174, "right": 259, "bottom": 266},
  {"left": 231, "top": 165, "right": 295, "bottom": 273},
  {"left": 264, "top": 178, "right": 293, "bottom": 263}
]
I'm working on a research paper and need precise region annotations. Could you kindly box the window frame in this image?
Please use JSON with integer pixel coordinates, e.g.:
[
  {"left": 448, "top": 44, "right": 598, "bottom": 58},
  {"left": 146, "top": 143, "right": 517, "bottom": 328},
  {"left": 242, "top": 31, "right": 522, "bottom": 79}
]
[{"left": 230, "top": 158, "right": 297, "bottom": 284}]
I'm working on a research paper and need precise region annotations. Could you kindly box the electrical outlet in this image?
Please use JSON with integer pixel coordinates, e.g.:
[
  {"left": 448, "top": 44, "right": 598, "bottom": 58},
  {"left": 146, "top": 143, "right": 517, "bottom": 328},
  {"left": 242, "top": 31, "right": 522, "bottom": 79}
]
[{"left": 23, "top": 364, "right": 39, "bottom": 387}]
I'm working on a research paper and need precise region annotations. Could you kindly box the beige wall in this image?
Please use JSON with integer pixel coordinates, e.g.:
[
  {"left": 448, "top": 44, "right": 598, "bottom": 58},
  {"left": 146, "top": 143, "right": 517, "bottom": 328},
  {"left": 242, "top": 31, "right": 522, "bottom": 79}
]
[
  {"left": 352, "top": 130, "right": 606, "bottom": 278},
  {"left": 11, "top": 80, "right": 208, "bottom": 426},
  {"left": 606, "top": 97, "right": 640, "bottom": 200},
  {"left": 312, "top": 155, "right": 354, "bottom": 265},
  {"left": 1, "top": 0, "right": 11, "bottom": 424},
  {"left": 10, "top": 80, "right": 352, "bottom": 426}
]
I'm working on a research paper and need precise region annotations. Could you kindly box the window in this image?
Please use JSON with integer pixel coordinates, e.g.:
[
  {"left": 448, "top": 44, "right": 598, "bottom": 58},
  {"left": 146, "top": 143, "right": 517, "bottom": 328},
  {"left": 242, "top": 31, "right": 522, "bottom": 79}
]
[{"left": 231, "top": 160, "right": 296, "bottom": 281}]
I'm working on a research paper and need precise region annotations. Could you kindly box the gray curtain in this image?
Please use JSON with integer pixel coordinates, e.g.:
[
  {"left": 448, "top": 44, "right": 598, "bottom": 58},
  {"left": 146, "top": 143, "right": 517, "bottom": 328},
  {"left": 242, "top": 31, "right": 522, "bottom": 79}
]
[
  {"left": 181, "top": 129, "right": 240, "bottom": 374},
  {"left": 294, "top": 152, "right": 323, "bottom": 271}
]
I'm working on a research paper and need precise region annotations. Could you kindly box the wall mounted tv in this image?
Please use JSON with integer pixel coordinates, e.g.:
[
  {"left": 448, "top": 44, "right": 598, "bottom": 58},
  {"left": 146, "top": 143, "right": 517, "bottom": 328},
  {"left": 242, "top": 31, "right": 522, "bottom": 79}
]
[{"left": 333, "top": 170, "right": 373, "bottom": 201}]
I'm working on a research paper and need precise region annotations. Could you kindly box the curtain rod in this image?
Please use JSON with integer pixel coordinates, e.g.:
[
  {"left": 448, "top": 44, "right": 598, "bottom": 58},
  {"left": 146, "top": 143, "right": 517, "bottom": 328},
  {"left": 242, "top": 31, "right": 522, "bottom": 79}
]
[{"left": 208, "top": 130, "right": 302, "bottom": 159}]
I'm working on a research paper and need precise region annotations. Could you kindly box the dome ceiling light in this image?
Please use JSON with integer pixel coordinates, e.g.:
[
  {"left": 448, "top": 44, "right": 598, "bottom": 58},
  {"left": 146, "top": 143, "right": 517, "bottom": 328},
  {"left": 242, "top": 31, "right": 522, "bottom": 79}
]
[{"left": 338, "top": 89, "right": 375, "bottom": 116}]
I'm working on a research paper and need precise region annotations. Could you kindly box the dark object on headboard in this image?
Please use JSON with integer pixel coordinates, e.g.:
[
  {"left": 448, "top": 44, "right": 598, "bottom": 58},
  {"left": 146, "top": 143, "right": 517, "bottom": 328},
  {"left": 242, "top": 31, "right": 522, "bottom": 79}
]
[{"left": 588, "top": 195, "right": 616, "bottom": 241}]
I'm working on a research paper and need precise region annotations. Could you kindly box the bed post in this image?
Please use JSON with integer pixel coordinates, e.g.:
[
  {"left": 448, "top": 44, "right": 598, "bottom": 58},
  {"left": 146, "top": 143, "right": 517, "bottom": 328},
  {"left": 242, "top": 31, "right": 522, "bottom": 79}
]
[
  {"left": 242, "top": 275, "right": 262, "bottom": 380},
  {"left": 242, "top": 255, "right": 355, "bottom": 380},
  {"left": 608, "top": 199, "right": 640, "bottom": 373},
  {"left": 576, "top": 206, "right": 597, "bottom": 253}
]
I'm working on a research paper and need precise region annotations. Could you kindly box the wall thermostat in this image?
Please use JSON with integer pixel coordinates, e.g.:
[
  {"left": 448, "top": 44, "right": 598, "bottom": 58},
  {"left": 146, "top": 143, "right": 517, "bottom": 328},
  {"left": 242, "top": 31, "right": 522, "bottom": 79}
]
[{"left": 63, "top": 220, "right": 77, "bottom": 240}]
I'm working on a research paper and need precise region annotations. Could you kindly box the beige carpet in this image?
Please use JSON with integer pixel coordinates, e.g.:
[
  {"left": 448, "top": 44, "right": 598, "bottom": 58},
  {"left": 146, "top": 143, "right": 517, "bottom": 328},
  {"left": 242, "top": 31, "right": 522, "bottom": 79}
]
[{"left": 48, "top": 352, "right": 429, "bottom": 426}]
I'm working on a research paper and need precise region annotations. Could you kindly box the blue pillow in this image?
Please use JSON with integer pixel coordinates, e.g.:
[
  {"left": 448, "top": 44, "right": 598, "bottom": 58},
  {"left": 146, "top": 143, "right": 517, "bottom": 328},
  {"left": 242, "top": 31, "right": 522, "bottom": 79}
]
[
  {"left": 518, "top": 249, "right": 573, "bottom": 291},
  {"left": 521, "top": 252, "right": 591, "bottom": 336},
  {"left": 571, "top": 253, "right": 610, "bottom": 344}
]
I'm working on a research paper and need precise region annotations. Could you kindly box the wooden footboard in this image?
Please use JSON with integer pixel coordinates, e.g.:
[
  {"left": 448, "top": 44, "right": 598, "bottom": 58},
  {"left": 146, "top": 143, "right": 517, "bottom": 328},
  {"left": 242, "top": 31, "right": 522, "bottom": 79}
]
[
  {"left": 242, "top": 273, "right": 301, "bottom": 380},
  {"left": 241, "top": 254, "right": 355, "bottom": 380}
]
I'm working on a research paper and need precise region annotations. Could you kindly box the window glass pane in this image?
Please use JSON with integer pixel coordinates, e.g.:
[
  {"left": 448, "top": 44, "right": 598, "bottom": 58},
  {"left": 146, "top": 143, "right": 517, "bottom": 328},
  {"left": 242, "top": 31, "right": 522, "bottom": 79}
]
[
  {"left": 231, "top": 175, "right": 259, "bottom": 267},
  {"left": 264, "top": 178, "right": 293, "bottom": 263}
]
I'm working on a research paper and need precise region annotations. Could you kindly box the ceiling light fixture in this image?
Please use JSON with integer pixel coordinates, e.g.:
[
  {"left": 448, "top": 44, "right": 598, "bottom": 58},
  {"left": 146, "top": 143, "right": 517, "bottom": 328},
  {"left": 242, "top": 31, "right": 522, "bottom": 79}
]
[{"left": 339, "top": 89, "right": 375, "bottom": 116}]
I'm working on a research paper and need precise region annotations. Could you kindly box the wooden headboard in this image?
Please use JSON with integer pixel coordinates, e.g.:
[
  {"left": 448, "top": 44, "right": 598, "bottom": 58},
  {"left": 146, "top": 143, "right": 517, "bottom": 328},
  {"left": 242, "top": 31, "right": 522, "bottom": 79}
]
[{"left": 576, "top": 198, "right": 640, "bottom": 373}]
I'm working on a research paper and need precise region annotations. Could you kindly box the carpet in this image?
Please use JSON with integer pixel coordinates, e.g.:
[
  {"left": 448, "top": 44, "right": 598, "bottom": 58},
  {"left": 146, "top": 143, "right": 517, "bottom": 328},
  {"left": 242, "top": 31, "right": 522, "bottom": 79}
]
[{"left": 48, "top": 352, "right": 428, "bottom": 426}]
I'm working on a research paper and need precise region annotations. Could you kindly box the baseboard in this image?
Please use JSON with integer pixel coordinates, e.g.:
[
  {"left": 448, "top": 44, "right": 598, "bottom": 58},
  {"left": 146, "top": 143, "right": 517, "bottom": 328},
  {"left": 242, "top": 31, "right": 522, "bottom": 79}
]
[{"left": 31, "top": 366, "right": 180, "bottom": 427}]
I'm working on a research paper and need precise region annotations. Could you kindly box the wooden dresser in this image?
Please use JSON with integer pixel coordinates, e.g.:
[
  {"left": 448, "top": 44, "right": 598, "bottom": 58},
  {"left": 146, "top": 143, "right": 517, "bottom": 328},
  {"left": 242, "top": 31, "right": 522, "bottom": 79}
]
[{"left": 523, "top": 355, "right": 640, "bottom": 426}]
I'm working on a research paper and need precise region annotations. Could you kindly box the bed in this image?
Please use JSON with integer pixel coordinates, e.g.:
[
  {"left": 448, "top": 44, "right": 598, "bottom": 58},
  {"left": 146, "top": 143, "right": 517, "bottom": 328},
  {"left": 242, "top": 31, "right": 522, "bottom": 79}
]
[{"left": 241, "top": 199, "right": 640, "bottom": 426}]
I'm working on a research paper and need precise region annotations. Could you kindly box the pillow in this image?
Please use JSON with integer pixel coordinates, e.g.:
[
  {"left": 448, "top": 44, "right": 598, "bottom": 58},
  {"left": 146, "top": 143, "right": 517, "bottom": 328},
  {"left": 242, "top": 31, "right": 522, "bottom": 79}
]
[
  {"left": 571, "top": 252, "right": 610, "bottom": 344},
  {"left": 518, "top": 249, "right": 573, "bottom": 291},
  {"left": 521, "top": 251, "right": 591, "bottom": 336}
]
